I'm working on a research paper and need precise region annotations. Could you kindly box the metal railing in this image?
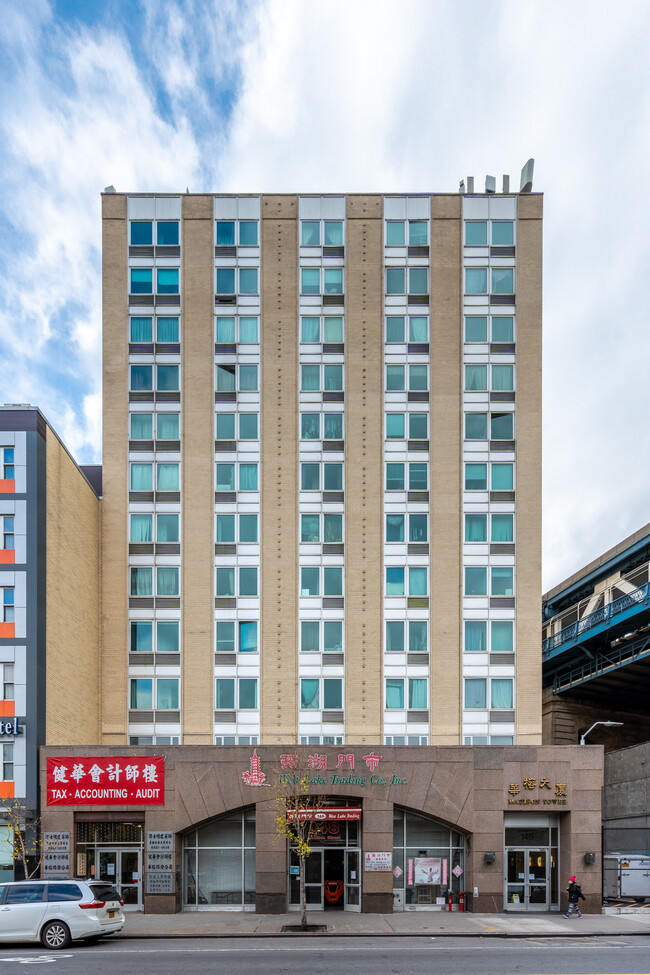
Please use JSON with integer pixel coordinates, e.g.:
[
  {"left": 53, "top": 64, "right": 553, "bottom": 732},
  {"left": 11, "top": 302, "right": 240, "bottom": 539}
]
[{"left": 543, "top": 583, "right": 649, "bottom": 655}]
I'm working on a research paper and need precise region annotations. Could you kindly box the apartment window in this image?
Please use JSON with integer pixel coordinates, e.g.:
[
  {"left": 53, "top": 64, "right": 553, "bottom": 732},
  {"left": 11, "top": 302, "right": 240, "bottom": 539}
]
[
  {"left": 2, "top": 448, "right": 15, "bottom": 479},
  {"left": 130, "top": 316, "right": 152, "bottom": 342},
  {"left": 464, "top": 678, "right": 486, "bottom": 709},
  {"left": 386, "top": 463, "right": 404, "bottom": 491},
  {"left": 386, "top": 365, "right": 405, "bottom": 391},
  {"left": 324, "top": 414, "right": 343, "bottom": 439},
  {"left": 300, "top": 679, "right": 319, "bottom": 709},
  {"left": 299, "top": 678, "right": 342, "bottom": 710},
  {"left": 301, "top": 620, "right": 319, "bottom": 652},
  {"left": 301, "top": 414, "right": 320, "bottom": 440},
  {"left": 386, "top": 316, "right": 405, "bottom": 342},
  {"left": 215, "top": 620, "right": 258, "bottom": 653},
  {"left": 216, "top": 679, "right": 235, "bottom": 709},
  {"left": 491, "top": 566, "right": 514, "bottom": 596},
  {"left": 131, "top": 620, "right": 152, "bottom": 652},
  {"left": 130, "top": 365, "right": 152, "bottom": 391},
  {"left": 385, "top": 267, "right": 428, "bottom": 295},
  {"left": 216, "top": 621, "right": 235, "bottom": 653},
  {"left": 158, "top": 621, "right": 179, "bottom": 653},
  {"left": 2, "top": 589, "right": 14, "bottom": 623},
  {"left": 386, "top": 514, "right": 404, "bottom": 542},
  {"left": 465, "top": 268, "right": 487, "bottom": 294},
  {"left": 386, "top": 620, "right": 404, "bottom": 651},
  {"left": 491, "top": 413, "right": 514, "bottom": 439},
  {"left": 157, "top": 679, "right": 179, "bottom": 710},
  {"left": 492, "top": 365, "right": 514, "bottom": 391},
  {"left": 491, "top": 268, "right": 514, "bottom": 294},
  {"left": 130, "top": 314, "right": 179, "bottom": 343},
  {"left": 157, "top": 463, "right": 179, "bottom": 491},
  {"left": 385, "top": 221, "right": 428, "bottom": 246},
  {"left": 215, "top": 567, "right": 258, "bottom": 597},
  {"left": 300, "top": 567, "right": 319, "bottom": 597},
  {"left": 216, "top": 220, "right": 258, "bottom": 246},
  {"left": 491, "top": 679, "right": 513, "bottom": 709},
  {"left": 158, "top": 413, "right": 179, "bottom": 439},
  {"left": 386, "top": 414, "right": 405, "bottom": 439},
  {"left": 130, "top": 567, "right": 152, "bottom": 596},
  {"left": 158, "top": 317, "right": 179, "bottom": 341},
  {"left": 239, "top": 678, "right": 258, "bottom": 710},
  {"left": 465, "top": 514, "right": 487, "bottom": 542},
  {"left": 385, "top": 315, "right": 428, "bottom": 342},
  {"left": 215, "top": 267, "right": 259, "bottom": 295},
  {"left": 465, "top": 620, "right": 487, "bottom": 652},
  {"left": 1, "top": 664, "right": 13, "bottom": 700},
  {"left": 386, "top": 678, "right": 404, "bottom": 709},
  {"left": 300, "top": 315, "right": 344, "bottom": 343},
  {"left": 130, "top": 679, "right": 153, "bottom": 709},
  {"left": 409, "top": 678, "right": 427, "bottom": 708},
  {"left": 300, "top": 220, "right": 343, "bottom": 246},
  {"left": 131, "top": 269, "right": 153, "bottom": 294},
  {"left": 465, "top": 463, "right": 487, "bottom": 491},
  {"left": 157, "top": 221, "right": 179, "bottom": 245},
  {"left": 409, "top": 413, "right": 428, "bottom": 439},
  {"left": 216, "top": 316, "right": 259, "bottom": 343},
  {"left": 1, "top": 743, "right": 13, "bottom": 781},
  {"left": 409, "top": 463, "right": 427, "bottom": 490},
  {"left": 239, "top": 463, "right": 258, "bottom": 490},
  {"left": 239, "top": 514, "right": 258, "bottom": 543},
  {"left": 465, "top": 567, "right": 487, "bottom": 596},
  {"left": 386, "top": 621, "right": 427, "bottom": 653},
  {"left": 301, "top": 464, "right": 319, "bottom": 491},
  {"left": 465, "top": 413, "right": 487, "bottom": 439},
  {"left": 301, "top": 514, "right": 320, "bottom": 543},
  {"left": 465, "top": 221, "right": 487, "bottom": 246},
  {"left": 158, "top": 567, "right": 179, "bottom": 596},
  {"left": 157, "top": 365, "right": 179, "bottom": 391},
  {"left": 465, "top": 365, "right": 487, "bottom": 391},
  {"left": 465, "top": 316, "right": 487, "bottom": 342},
  {"left": 386, "top": 568, "right": 404, "bottom": 596},
  {"left": 155, "top": 514, "right": 178, "bottom": 543},
  {"left": 492, "top": 221, "right": 514, "bottom": 246},
  {"left": 130, "top": 514, "right": 152, "bottom": 543},
  {"left": 465, "top": 315, "right": 514, "bottom": 343},
  {"left": 131, "top": 221, "right": 152, "bottom": 245},
  {"left": 324, "top": 621, "right": 342, "bottom": 652},
  {"left": 491, "top": 514, "right": 513, "bottom": 543},
  {"left": 492, "top": 620, "right": 513, "bottom": 652},
  {"left": 410, "top": 620, "right": 427, "bottom": 651},
  {"left": 157, "top": 269, "right": 179, "bottom": 294},
  {"left": 2, "top": 516, "right": 15, "bottom": 550},
  {"left": 323, "top": 678, "right": 342, "bottom": 709},
  {"left": 409, "top": 364, "right": 428, "bottom": 390},
  {"left": 492, "top": 316, "right": 514, "bottom": 342},
  {"left": 323, "top": 567, "right": 342, "bottom": 596}
]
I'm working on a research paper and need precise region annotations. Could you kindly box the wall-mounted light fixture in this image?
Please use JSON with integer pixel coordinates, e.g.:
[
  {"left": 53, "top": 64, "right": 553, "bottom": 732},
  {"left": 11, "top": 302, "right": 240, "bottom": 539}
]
[
  {"left": 484, "top": 852, "right": 496, "bottom": 864},
  {"left": 584, "top": 852, "right": 596, "bottom": 864}
]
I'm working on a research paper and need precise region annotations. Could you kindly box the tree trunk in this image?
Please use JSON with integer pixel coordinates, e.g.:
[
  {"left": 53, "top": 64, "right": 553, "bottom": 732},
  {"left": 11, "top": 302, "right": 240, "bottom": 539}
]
[{"left": 300, "top": 857, "right": 307, "bottom": 929}]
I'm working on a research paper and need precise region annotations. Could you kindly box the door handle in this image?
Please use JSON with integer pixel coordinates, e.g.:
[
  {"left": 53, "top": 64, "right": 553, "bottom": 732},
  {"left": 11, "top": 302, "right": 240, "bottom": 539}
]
[{"left": 0, "top": 907, "right": 10, "bottom": 911}]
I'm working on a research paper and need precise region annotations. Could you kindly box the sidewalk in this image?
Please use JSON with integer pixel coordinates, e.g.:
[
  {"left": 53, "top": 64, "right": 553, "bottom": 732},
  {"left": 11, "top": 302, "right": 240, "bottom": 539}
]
[{"left": 120, "top": 909, "right": 650, "bottom": 939}]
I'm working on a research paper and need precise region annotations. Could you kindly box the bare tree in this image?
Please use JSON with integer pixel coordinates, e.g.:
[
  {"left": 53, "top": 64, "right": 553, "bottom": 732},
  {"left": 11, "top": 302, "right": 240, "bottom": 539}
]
[
  {"left": 3, "top": 800, "right": 41, "bottom": 879},
  {"left": 272, "top": 755, "right": 326, "bottom": 930}
]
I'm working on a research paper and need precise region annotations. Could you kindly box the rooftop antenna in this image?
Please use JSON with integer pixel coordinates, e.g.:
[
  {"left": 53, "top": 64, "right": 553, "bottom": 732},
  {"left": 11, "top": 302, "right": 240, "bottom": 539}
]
[{"left": 520, "top": 158, "right": 535, "bottom": 193}]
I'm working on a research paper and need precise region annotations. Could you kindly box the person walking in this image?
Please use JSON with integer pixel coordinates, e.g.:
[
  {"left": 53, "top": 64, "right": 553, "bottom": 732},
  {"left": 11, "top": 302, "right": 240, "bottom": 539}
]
[{"left": 563, "top": 875, "right": 585, "bottom": 917}]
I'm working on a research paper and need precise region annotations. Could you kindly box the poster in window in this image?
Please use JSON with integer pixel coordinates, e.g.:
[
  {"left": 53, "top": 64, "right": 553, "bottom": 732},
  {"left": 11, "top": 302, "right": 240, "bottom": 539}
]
[{"left": 413, "top": 857, "right": 442, "bottom": 885}]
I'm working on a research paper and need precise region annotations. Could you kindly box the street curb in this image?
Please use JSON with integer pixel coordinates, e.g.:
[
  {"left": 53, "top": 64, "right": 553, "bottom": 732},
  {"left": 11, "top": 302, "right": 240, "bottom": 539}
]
[{"left": 116, "top": 930, "right": 650, "bottom": 940}]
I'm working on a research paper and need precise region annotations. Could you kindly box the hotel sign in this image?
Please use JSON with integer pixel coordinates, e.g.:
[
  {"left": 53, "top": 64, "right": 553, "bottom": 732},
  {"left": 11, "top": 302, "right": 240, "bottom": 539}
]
[{"left": 46, "top": 757, "right": 165, "bottom": 805}]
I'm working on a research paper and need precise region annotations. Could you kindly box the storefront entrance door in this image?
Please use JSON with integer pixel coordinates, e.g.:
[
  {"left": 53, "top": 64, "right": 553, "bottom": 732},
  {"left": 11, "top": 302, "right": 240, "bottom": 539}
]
[
  {"left": 506, "top": 848, "right": 549, "bottom": 910},
  {"left": 98, "top": 848, "right": 142, "bottom": 911},
  {"left": 344, "top": 849, "right": 361, "bottom": 912}
]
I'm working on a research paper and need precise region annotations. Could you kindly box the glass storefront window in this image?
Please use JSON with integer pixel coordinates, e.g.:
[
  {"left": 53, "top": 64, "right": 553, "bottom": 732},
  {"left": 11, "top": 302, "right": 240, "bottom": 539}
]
[
  {"left": 183, "top": 808, "right": 256, "bottom": 908},
  {"left": 392, "top": 808, "right": 466, "bottom": 907}
]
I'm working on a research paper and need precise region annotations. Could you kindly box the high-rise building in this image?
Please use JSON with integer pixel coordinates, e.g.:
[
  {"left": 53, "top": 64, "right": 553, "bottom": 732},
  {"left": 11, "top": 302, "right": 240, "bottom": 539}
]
[{"left": 100, "top": 189, "right": 542, "bottom": 750}]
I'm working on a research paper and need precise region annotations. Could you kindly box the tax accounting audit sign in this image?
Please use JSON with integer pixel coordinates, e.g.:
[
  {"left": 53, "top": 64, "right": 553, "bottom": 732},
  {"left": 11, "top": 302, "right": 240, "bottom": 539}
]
[{"left": 47, "top": 757, "right": 165, "bottom": 806}]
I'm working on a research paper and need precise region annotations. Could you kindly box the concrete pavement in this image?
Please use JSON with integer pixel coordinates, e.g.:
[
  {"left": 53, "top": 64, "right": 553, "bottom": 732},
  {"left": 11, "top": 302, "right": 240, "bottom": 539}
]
[{"left": 119, "top": 908, "right": 650, "bottom": 938}]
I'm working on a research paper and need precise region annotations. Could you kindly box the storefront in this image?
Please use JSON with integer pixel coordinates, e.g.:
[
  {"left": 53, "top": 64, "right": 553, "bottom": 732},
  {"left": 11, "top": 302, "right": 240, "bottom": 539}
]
[{"left": 40, "top": 744, "right": 603, "bottom": 914}]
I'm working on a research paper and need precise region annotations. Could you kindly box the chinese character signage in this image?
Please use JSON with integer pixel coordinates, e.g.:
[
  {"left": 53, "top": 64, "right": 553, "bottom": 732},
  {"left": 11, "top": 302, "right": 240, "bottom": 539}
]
[
  {"left": 46, "top": 757, "right": 165, "bottom": 805},
  {"left": 364, "top": 852, "right": 392, "bottom": 872},
  {"left": 506, "top": 774, "right": 568, "bottom": 806}
]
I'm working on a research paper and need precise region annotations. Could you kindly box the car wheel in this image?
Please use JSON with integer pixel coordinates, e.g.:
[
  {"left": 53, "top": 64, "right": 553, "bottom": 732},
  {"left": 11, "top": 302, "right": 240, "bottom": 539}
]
[{"left": 41, "top": 920, "right": 72, "bottom": 949}]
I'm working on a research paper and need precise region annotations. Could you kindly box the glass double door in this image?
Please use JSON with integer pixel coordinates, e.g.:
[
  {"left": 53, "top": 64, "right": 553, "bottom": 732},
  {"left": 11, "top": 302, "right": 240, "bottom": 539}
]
[
  {"left": 290, "top": 848, "right": 361, "bottom": 912},
  {"left": 506, "top": 848, "right": 549, "bottom": 910},
  {"left": 98, "top": 848, "right": 142, "bottom": 911}
]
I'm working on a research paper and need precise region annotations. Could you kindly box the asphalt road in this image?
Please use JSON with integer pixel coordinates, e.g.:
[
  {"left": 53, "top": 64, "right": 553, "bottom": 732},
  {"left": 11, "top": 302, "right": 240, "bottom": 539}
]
[{"left": 0, "top": 936, "right": 649, "bottom": 974}]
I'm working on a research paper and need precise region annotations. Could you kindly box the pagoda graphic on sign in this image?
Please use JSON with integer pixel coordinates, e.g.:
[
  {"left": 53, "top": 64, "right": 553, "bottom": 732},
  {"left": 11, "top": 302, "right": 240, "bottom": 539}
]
[{"left": 242, "top": 749, "right": 267, "bottom": 787}]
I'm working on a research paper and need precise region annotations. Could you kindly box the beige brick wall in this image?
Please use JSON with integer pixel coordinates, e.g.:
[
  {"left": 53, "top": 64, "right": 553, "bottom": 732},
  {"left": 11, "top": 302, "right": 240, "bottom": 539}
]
[
  {"left": 181, "top": 195, "right": 215, "bottom": 743},
  {"left": 516, "top": 194, "right": 543, "bottom": 743},
  {"left": 100, "top": 193, "right": 128, "bottom": 742},
  {"left": 429, "top": 195, "right": 463, "bottom": 744},
  {"left": 45, "top": 430, "right": 100, "bottom": 744},
  {"left": 345, "top": 195, "right": 384, "bottom": 744},
  {"left": 260, "top": 195, "right": 299, "bottom": 742}
]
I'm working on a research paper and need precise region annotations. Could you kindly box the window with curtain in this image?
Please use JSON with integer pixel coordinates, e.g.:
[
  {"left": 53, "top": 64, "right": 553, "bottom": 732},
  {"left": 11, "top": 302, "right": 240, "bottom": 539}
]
[
  {"left": 464, "top": 679, "right": 486, "bottom": 709},
  {"left": 157, "top": 621, "right": 179, "bottom": 653},
  {"left": 465, "top": 514, "right": 487, "bottom": 542},
  {"left": 301, "top": 621, "right": 319, "bottom": 652},
  {"left": 465, "top": 316, "right": 488, "bottom": 342},
  {"left": 492, "top": 316, "right": 514, "bottom": 342},
  {"left": 301, "top": 414, "right": 320, "bottom": 439},
  {"left": 409, "top": 413, "right": 427, "bottom": 439},
  {"left": 465, "top": 268, "right": 487, "bottom": 294},
  {"left": 491, "top": 620, "right": 513, "bottom": 652},
  {"left": 465, "top": 413, "right": 487, "bottom": 439},
  {"left": 130, "top": 317, "right": 152, "bottom": 342},
  {"left": 386, "top": 365, "right": 405, "bottom": 391},
  {"left": 301, "top": 221, "right": 320, "bottom": 245},
  {"left": 157, "top": 679, "right": 179, "bottom": 709},
  {"left": 386, "top": 463, "right": 405, "bottom": 491},
  {"left": 409, "top": 679, "right": 427, "bottom": 709},
  {"left": 216, "top": 464, "right": 235, "bottom": 491},
  {"left": 323, "top": 413, "right": 342, "bottom": 439},
  {"left": 216, "top": 268, "right": 235, "bottom": 294},
  {"left": 386, "top": 620, "right": 404, "bottom": 652},
  {"left": 216, "top": 514, "right": 235, "bottom": 543},
  {"left": 491, "top": 514, "right": 513, "bottom": 542},
  {"left": 465, "top": 620, "right": 486, "bottom": 652},
  {"left": 301, "top": 567, "right": 319, "bottom": 597},
  {"left": 239, "top": 567, "right": 258, "bottom": 596},
  {"left": 323, "top": 464, "right": 342, "bottom": 491},
  {"left": 323, "top": 268, "right": 342, "bottom": 294},
  {"left": 239, "top": 365, "right": 258, "bottom": 391},
  {"left": 324, "top": 221, "right": 343, "bottom": 246},
  {"left": 323, "top": 365, "right": 342, "bottom": 390},
  {"left": 157, "top": 567, "right": 179, "bottom": 596},
  {"left": 301, "top": 316, "right": 320, "bottom": 342},
  {"left": 386, "top": 316, "right": 405, "bottom": 342},
  {"left": 157, "top": 268, "right": 179, "bottom": 294},
  {"left": 408, "top": 315, "right": 428, "bottom": 342},
  {"left": 386, "top": 221, "right": 405, "bottom": 245},
  {"left": 156, "top": 514, "right": 179, "bottom": 543},
  {"left": 157, "top": 365, "right": 179, "bottom": 391},
  {"left": 130, "top": 463, "right": 152, "bottom": 491},
  {"left": 386, "top": 414, "right": 404, "bottom": 439},
  {"left": 465, "top": 567, "right": 487, "bottom": 596},
  {"left": 492, "top": 365, "right": 514, "bottom": 391},
  {"left": 131, "top": 514, "right": 152, "bottom": 543},
  {"left": 301, "top": 365, "right": 320, "bottom": 390},
  {"left": 157, "top": 413, "right": 179, "bottom": 439},
  {"left": 131, "top": 621, "right": 152, "bottom": 652},
  {"left": 409, "top": 567, "right": 427, "bottom": 596},
  {"left": 301, "top": 514, "right": 319, "bottom": 543},
  {"left": 216, "top": 221, "right": 235, "bottom": 245},
  {"left": 131, "top": 413, "right": 153, "bottom": 439},
  {"left": 409, "top": 514, "right": 427, "bottom": 543},
  {"left": 386, "top": 268, "right": 405, "bottom": 294},
  {"left": 216, "top": 679, "right": 235, "bottom": 709},
  {"left": 492, "top": 221, "right": 513, "bottom": 246},
  {"left": 465, "top": 365, "right": 487, "bottom": 391},
  {"left": 157, "top": 463, "right": 179, "bottom": 491},
  {"left": 130, "top": 567, "right": 152, "bottom": 596},
  {"left": 300, "top": 679, "right": 319, "bottom": 709},
  {"left": 491, "top": 679, "right": 513, "bottom": 709},
  {"left": 408, "top": 365, "right": 427, "bottom": 390},
  {"left": 323, "top": 568, "right": 342, "bottom": 596},
  {"left": 216, "top": 621, "right": 235, "bottom": 653},
  {"left": 239, "top": 221, "right": 258, "bottom": 245},
  {"left": 157, "top": 317, "right": 179, "bottom": 342},
  {"left": 239, "top": 413, "right": 258, "bottom": 440},
  {"left": 386, "top": 679, "right": 404, "bottom": 709},
  {"left": 301, "top": 464, "right": 319, "bottom": 491},
  {"left": 239, "top": 679, "right": 257, "bottom": 709},
  {"left": 239, "top": 514, "right": 257, "bottom": 543},
  {"left": 491, "top": 567, "right": 514, "bottom": 596},
  {"left": 216, "top": 316, "right": 236, "bottom": 343},
  {"left": 408, "top": 463, "right": 427, "bottom": 491},
  {"left": 386, "top": 514, "right": 404, "bottom": 542},
  {"left": 465, "top": 221, "right": 487, "bottom": 245},
  {"left": 324, "top": 621, "right": 342, "bottom": 652},
  {"left": 491, "top": 463, "right": 513, "bottom": 491},
  {"left": 239, "top": 621, "right": 257, "bottom": 652},
  {"left": 301, "top": 268, "right": 320, "bottom": 294},
  {"left": 131, "top": 221, "right": 152, "bottom": 245},
  {"left": 130, "top": 365, "right": 152, "bottom": 391},
  {"left": 386, "top": 567, "right": 405, "bottom": 596},
  {"left": 239, "top": 268, "right": 258, "bottom": 295},
  {"left": 491, "top": 268, "right": 514, "bottom": 294},
  {"left": 323, "top": 316, "right": 343, "bottom": 342},
  {"left": 157, "top": 221, "right": 179, "bottom": 245},
  {"left": 216, "top": 567, "right": 235, "bottom": 596},
  {"left": 130, "top": 679, "right": 152, "bottom": 709},
  {"left": 131, "top": 268, "right": 152, "bottom": 294},
  {"left": 323, "top": 514, "right": 342, "bottom": 543},
  {"left": 408, "top": 268, "right": 427, "bottom": 294},
  {"left": 239, "top": 464, "right": 258, "bottom": 491},
  {"left": 409, "top": 621, "right": 427, "bottom": 652},
  {"left": 323, "top": 679, "right": 342, "bottom": 709},
  {"left": 239, "top": 316, "right": 258, "bottom": 342},
  {"left": 465, "top": 463, "right": 487, "bottom": 490}
]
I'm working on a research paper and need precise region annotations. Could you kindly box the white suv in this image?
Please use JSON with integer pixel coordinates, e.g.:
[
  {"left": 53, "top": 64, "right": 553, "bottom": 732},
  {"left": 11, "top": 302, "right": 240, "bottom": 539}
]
[{"left": 0, "top": 880, "right": 125, "bottom": 949}]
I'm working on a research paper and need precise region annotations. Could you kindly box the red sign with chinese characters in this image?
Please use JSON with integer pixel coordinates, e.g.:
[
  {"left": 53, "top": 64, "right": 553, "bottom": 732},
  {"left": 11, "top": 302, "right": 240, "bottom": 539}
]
[{"left": 46, "top": 757, "right": 165, "bottom": 806}]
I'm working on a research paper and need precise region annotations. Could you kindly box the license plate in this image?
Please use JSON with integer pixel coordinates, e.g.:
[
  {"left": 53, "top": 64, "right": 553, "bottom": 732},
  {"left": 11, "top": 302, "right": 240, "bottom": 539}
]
[{"left": 108, "top": 910, "right": 116, "bottom": 918}]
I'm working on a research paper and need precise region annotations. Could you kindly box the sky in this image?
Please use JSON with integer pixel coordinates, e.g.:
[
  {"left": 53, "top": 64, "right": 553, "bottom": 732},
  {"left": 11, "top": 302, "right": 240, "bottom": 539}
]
[{"left": 0, "top": 0, "right": 648, "bottom": 591}]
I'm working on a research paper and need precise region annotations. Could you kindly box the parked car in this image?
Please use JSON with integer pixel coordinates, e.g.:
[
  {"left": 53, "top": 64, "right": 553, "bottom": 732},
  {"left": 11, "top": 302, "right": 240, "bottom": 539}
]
[{"left": 0, "top": 879, "right": 124, "bottom": 949}]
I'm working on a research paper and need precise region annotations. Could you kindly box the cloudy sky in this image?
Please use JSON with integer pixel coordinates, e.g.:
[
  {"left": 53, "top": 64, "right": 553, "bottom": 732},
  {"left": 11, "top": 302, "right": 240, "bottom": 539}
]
[{"left": 0, "top": 0, "right": 648, "bottom": 590}]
